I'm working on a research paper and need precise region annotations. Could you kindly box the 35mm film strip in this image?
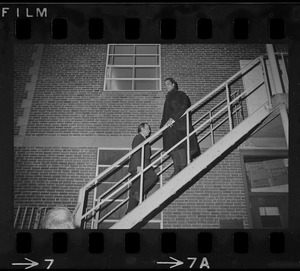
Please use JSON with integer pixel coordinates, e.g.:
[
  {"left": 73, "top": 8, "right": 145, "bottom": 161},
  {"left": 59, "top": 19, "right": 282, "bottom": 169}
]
[{"left": 1, "top": 2, "right": 300, "bottom": 269}]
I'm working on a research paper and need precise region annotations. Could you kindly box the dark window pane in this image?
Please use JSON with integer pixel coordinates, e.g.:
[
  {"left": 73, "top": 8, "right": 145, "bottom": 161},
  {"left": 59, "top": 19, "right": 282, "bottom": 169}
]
[
  {"left": 96, "top": 182, "right": 129, "bottom": 199},
  {"left": 108, "top": 68, "right": 133, "bottom": 78},
  {"left": 261, "top": 216, "right": 282, "bottom": 228},
  {"left": 108, "top": 56, "right": 133, "bottom": 65},
  {"left": 135, "top": 45, "right": 158, "bottom": 54},
  {"left": 134, "top": 80, "right": 158, "bottom": 90},
  {"left": 105, "top": 80, "right": 132, "bottom": 90},
  {"left": 135, "top": 56, "right": 158, "bottom": 65},
  {"left": 98, "top": 150, "right": 129, "bottom": 165},
  {"left": 98, "top": 200, "right": 128, "bottom": 219},
  {"left": 260, "top": 207, "right": 282, "bottom": 228},
  {"left": 97, "top": 167, "right": 129, "bottom": 183},
  {"left": 135, "top": 68, "right": 159, "bottom": 78},
  {"left": 110, "top": 45, "right": 134, "bottom": 54}
]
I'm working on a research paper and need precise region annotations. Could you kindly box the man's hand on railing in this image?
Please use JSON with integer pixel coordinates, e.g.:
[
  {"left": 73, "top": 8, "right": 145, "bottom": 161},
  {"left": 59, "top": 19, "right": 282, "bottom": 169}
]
[
  {"left": 137, "top": 166, "right": 141, "bottom": 172},
  {"left": 165, "top": 118, "right": 175, "bottom": 128}
]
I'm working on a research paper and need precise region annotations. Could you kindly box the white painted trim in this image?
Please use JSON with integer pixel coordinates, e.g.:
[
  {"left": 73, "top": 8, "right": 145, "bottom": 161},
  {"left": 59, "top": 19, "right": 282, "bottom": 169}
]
[{"left": 104, "top": 44, "right": 161, "bottom": 92}]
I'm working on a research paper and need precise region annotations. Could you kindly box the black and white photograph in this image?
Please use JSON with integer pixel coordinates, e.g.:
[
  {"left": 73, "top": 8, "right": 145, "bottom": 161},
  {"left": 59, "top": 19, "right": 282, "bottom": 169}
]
[{"left": 13, "top": 43, "right": 289, "bottom": 230}]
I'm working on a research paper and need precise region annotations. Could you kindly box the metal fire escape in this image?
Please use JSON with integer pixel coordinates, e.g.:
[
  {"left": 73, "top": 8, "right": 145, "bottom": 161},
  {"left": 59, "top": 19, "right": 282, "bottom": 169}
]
[{"left": 72, "top": 47, "right": 289, "bottom": 230}]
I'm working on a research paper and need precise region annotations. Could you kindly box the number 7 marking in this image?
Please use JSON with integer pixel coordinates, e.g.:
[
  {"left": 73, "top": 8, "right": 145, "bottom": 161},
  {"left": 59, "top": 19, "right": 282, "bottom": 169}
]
[
  {"left": 45, "top": 259, "right": 54, "bottom": 269},
  {"left": 187, "top": 257, "right": 197, "bottom": 268}
]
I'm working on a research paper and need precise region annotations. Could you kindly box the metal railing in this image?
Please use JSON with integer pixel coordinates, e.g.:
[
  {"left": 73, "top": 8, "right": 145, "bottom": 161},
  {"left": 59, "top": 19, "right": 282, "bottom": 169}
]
[
  {"left": 14, "top": 206, "right": 52, "bottom": 229},
  {"left": 75, "top": 53, "right": 287, "bottom": 229}
]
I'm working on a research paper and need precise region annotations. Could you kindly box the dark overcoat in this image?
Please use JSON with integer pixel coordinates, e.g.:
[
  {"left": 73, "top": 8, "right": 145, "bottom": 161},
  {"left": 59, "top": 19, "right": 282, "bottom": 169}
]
[
  {"left": 160, "top": 88, "right": 200, "bottom": 156},
  {"left": 129, "top": 134, "right": 155, "bottom": 174},
  {"left": 128, "top": 133, "right": 157, "bottom": 194}
]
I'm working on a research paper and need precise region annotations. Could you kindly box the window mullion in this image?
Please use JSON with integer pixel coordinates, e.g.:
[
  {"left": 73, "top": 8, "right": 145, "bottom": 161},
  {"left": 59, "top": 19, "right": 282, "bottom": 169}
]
[{"left": 105, "top": 44, "right": 161, "bottom": 91}]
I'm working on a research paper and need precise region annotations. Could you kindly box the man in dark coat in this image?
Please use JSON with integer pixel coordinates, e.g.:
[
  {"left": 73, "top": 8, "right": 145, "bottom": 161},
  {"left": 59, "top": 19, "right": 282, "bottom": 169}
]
[
  {"left": 126, "top": 123, "right": 158, "bottom": 214},
  {"left": 160, "top": 78, "right": 200, "bottom": 178}
]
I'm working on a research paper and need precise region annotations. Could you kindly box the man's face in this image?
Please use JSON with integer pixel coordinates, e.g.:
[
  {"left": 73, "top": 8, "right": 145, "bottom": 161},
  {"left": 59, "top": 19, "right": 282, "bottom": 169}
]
[
  {"left": 142, "top": 124, "right": 151, "bottom": 137},
  {"left": 165, "top": 80, "right": 175, "bottom": 92}
]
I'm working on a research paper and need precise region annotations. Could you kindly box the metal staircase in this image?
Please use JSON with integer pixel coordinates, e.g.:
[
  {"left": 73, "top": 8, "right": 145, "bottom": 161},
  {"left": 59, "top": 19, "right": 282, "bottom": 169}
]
[{"left": 74, "top": 52, "right": 288, "bottom": 229}]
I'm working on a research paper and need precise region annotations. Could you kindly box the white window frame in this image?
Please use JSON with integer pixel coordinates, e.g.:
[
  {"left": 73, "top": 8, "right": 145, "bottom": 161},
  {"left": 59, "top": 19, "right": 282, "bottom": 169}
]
[
  {"left": 96, "top": 147, "right": 163, "bottom": 229},
  {"left": 103, "top": 44, "right": 161, "bottom": 92}
]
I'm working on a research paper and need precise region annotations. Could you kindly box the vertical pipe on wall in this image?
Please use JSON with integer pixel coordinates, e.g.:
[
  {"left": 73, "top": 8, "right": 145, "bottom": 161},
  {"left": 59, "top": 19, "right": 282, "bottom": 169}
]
[
  {"left": 266, "top": 44, "right": 289, "bottom": 147},
  {"left": 266, "top": 44, "right": 284, "bottom": 94},
  {"left": 186, "top": 112, "right": 191, "bottom": 165}
]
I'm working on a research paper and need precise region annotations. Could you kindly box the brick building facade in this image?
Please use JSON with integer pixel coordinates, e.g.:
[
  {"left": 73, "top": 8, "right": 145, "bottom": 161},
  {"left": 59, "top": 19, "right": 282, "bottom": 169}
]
[{"left": 14, "top": 43, "right": 288, "bottom": 229}]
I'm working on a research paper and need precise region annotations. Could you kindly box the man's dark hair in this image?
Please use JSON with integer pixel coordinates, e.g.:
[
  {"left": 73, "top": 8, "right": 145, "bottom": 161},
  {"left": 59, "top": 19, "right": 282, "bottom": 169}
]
[
  {"left": 138, "top": 123, "right": 149, "bottom": 133},
  {"left": 165, "top": 77, "right": 179, "bottom": 90}
]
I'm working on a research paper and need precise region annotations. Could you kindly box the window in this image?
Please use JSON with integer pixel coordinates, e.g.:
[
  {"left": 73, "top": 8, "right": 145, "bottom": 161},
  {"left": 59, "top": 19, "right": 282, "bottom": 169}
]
[
  {"left": 259, "top": 207, "right": 282, "bottom": 228},
  {"left": 96, "top": 148, "right": 163, "bottom": 229},
  {"left": 241, "top": 150, "right": 288, "bottom": 228},
  {"left": 104, "top": 44, "right": 161, "bottom": 91},
  {"left": 245, "top": 157, "right": 288, "bottom": 193}
]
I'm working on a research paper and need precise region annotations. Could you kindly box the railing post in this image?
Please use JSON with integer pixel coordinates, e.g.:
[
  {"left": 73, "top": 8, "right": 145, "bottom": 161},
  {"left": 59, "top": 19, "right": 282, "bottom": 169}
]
[
  {"left": 225, "top": 84, "right": 233, "bottom": 130},
  {"left": 186, "top": 112, "right": 191, "bottom": 165},
  {"left": 73, "top": 187, "right": 85, "bottom": 228},
  {"left": 91, "top": 180, "right": 98, "bottom": 229},
  {"left": 209, "top": 111, "right": 214, "bottom": 145},
  {"left": 94, "top": 198, "right": 101, "bottom": 229},
  {"left": 139, "top": 145, "right": 145, "bottom": 203},
  {"left": 28, "top": 207, "right": 35, "bottom": 229},
  {"left": 280, "top": 53, "right": 289, "bottom": 91},
  {"left": 14, "top": 206, "right": 20, "bottom": 228}
]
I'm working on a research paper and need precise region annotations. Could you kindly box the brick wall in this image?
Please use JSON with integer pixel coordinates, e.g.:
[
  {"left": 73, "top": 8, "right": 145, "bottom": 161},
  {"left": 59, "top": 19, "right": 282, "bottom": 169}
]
[
  {"left": 14, "top": 44, "right": 36, "bottom": 135},
  {"left": 13, "top": 43, "right": 288, "bottom": 228},
  {"left": 15, "top": 43, "right": 288, "bottom": 137},
  {"left": 26, "top": 44, "right": 164, "bottom": 136},
  {"left": 14, "top": 147, "right": 97, "bottom": 210},
  {"left": 163, "top": 149, "right": 248, "bottom": 228}
]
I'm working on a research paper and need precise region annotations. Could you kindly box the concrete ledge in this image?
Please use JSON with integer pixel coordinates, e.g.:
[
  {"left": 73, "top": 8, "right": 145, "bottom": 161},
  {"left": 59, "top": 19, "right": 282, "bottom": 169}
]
[
  {"left": 25, "top": 82, "right": 36, "bottom": 92},
  {"left": 17, "top": 116, "right": 29, "bottom": 126},
  {"left": 27, "top": 90, "right": 35, "bottom": 100},
  {"left": 14, "top": 136, "right": 24, "bottom": 147},
  {"left": 14, "top": 135, "right": 286, "bottom": 149},
  {"left": 15, "top": 136, "right": 163, "bottom": 148},
  {"left": 22, "top": 108, "right": 31, "bottom": 117},
  {"left": 241, "top": 137, "right": 287, "bottom": 148},
  {"left": 19, "top": 126, "right": 27, "bottom": 136},
  {"left": 28, "top": 66, "right": 39, "bottom": 75},
  {"left": 21, "top": 99, "right": 32, "bottom": 108}
]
